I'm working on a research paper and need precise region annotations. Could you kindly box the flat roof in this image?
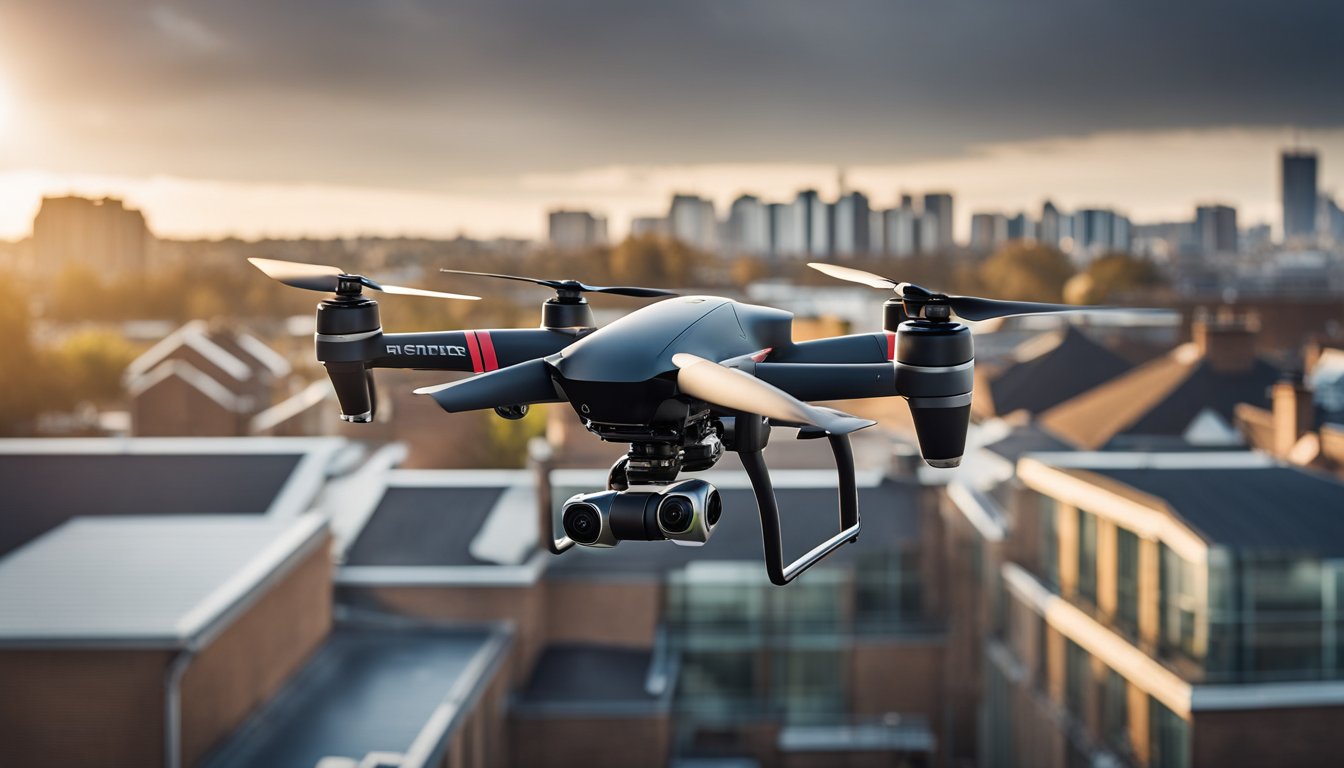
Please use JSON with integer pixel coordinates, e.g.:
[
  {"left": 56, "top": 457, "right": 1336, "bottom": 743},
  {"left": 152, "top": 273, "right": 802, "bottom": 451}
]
[
  {"left": 0, "top": 437, "right": 343, "bottom": 557},
  {"left": 344, "top": 486, "right": 505, "bottom": 567},
  {"left": 546, "top": 476, "right": 921, "bottom": 577},
  {"left": 515, "top": 644, "right": 666, "bottom": 713},
  {"left": 0, "top": 514, "right": 326, "bottom": 649},
  {"left": 201, "top": 622, "right": 510, "bottom": 768}
]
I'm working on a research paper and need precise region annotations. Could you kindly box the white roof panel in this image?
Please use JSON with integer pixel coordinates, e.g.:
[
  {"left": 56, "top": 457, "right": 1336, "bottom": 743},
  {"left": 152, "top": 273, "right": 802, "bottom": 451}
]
[{"left": 0, "top": 514, "right": 326, "bottom": 649}]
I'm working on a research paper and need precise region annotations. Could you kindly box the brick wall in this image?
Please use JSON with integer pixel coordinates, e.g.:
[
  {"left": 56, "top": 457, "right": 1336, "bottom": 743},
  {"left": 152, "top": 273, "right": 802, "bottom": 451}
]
[
  {"left": 544, "top": 578, "right": 661, "bottom": 648},
  {"left": 508, "top": 714, "right": 670, "bottom": 768}
]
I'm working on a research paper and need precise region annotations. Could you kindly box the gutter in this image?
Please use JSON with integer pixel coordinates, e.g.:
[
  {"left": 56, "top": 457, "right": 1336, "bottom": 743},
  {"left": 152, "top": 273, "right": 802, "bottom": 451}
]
[{"left": 165, "top": 649, "right": 197, "bottom": 768}]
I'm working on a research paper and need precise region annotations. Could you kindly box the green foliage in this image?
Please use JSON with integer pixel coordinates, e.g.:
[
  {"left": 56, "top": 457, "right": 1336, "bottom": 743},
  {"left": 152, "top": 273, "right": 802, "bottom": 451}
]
[
  {"left": 0, "top": 299, "right": 74, "bottom": 435},
  {"left": 1065, "top": 251, "right": 1164, "bottom": 304},
  {"left": 978, "top": 243, "right": 1077, "bottom": 303},
  {"left": 480, "top": 403, "right": 549, "bottom": 468},
  {"left": 51, "top": 329, "right": 140, "bottom": 403}
]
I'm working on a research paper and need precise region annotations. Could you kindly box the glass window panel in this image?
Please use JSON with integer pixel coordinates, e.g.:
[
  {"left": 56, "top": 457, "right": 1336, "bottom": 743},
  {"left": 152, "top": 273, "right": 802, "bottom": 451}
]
[
  {"left": 1077, "top": 509, "right": 1097, "bottom": 604},
  {"left": 1116, "top": 528, "right": 1140, "bottom": 637},
  {"left": 1149, "top": 697, "right": 1190, "bottom": 768},
  {"left": 1040, "top": 494, "right": 1059, "bottom": 590}
]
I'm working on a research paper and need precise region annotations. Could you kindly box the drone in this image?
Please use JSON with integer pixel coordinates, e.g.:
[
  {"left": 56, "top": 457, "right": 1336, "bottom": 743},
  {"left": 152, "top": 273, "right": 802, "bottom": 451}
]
[{"left": 250, "top": 256, "right": 1138, "bottom": 585}]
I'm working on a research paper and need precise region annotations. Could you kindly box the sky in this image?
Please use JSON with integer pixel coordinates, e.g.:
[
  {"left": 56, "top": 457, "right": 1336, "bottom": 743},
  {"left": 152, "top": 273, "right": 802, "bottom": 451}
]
[{"left": 1, "top": 0, "right": 1342, "bottom": 240}]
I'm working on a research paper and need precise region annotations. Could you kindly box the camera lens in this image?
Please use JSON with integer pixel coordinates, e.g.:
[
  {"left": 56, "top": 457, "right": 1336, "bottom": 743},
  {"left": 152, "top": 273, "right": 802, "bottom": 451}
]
[
  {"left": 706, "top": 490, "right": 722, "bottom": 527},
  {"left": 563, "top": 503, "right": 602, "bottom": 544},
  {"left": 658, "top": 496, "right": 694, "bottom": 534}
]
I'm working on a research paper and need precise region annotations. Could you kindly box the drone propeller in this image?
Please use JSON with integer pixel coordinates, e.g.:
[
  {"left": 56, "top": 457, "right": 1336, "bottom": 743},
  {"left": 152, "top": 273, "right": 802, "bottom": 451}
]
[
  {"left": 250, "top": 257, "right": 480, "bottom": 301},
  {"left": 807, "top": 262, "right": 1141, "bottom": 322},
  {"left": 672, "top": 353, "right": 875, "bottom": 435},
  {"left": 440, "top": 269, "right": 677, "bottom": 299}
]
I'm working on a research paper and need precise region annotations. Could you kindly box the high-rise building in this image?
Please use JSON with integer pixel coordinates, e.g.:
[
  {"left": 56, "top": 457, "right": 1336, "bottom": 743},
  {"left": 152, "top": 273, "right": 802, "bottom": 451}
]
[
  {"left": 724, "top": 195, "right": 769, "bottom": 256},
  {"left": 884, "top": 206, "right": 919, "bottom": 258},
  {"left": 810, "top": 198, "right": 833, "bottom": 258},
  {"left": 1194, "top": 204, "right": 1238, "bottom": 254},
  {"left": 1282, "top": 150, "right": 1319, "bottom": 243},
  {"left": 1039, "top": 201, "right": 1062, "bottom": 248},
  {"left": 922, "top": 193, "right": 954, "bottom": 252},
  {"left": 668, "top": 194, "right": 718, "bottom": 251},
  {"left": 1006, "top": 212, "right": 1034, "bottom": 243},
  {"left": 970, "top": 212, "right": 1008, "bottom": 252},
  {"left": 1321, "top": 194, "right": 1344, "bottom": 247},
  {"left": 547, "top": 209, "right": 608, "bottom": 250},
  {"left": 832, "top": 191, "right": 870, "bottom": 257},
  {"left": 629, "top": 216, "right": 667, "bottom": 237},
  {"left": 1072, "top": 208, "right": 1131, "bottom": 261},
  {"left": 32, "top": 196, "right": 150, "bottom": 274},
  {"left": 868, "top": 210, "right": 886, "bottom": 256}
]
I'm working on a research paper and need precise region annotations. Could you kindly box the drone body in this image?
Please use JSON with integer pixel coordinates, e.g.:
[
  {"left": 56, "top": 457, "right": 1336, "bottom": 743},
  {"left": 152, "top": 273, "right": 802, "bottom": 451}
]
[{"left": 250, "top": 257, "right": 1140, "bottom": 584}]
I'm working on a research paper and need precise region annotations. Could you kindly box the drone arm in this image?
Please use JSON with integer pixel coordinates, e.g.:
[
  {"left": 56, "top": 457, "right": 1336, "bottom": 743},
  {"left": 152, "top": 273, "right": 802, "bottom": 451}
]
[
  {"left": 367, "top": 328, "right": 583, "bottom": 371},
  {"left": 415, "top": 358, "right": 563, "bottom": 413},
  {"left": 766, "top": 333, "right": 890, "bottom": 364}
]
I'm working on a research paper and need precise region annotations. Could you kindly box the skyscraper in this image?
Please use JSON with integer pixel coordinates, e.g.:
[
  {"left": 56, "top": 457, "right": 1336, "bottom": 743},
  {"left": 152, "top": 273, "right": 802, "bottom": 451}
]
[
  {"left": 724, "top": 195, "right": 769, "bottom": 256},
  {"left": 922, "top": 193, "right": 954, "bottom": 252},
  {"left": 1281, "top": 150, "right": 1319, "bottom": 243},
  {"left": 832, "top": 191, "right": 870, "bottom": 257},
  {"left": 884, "top": 205, "right": 919, "bottom": 258},
  {"left": 1194, "top": 204, "right": 1238, "bottom": 254},
  {"left": 810, "top": 199, "right": 833, "bottom": 258},
  {"left": 548, "top": 209, "right": 608, "bottom": 250},
  {"left": 668, "top": 194, "right": 718, "bottom": 251},
  {"left": 1039, "top": 201, "right": 1061, "bottom": 248}
]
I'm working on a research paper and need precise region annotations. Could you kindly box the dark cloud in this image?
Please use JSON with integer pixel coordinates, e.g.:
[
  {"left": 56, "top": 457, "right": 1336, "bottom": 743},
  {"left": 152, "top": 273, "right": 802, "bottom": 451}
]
[{"left": 4, "top": 0, "right": 1342, "bottom": 187}]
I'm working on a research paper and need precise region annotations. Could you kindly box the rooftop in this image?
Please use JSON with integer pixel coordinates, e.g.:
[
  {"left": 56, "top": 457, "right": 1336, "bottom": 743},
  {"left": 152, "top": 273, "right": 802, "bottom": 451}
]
[
  {"left": 1025, "top": 452, "right": 1344, "bottom": 557},
  {"left": 201, "top": 621, "right": 510, "bottom": 768},
  {"left": 0, "top": 437, "right": 344, "bottom": 557},
  {"left": 1040, "top": 342, "right": 1281, "bottom": 450},
  {"left": 515, "top": 643, "right": 668, "bottom": 713},
  {"left": 0, "top": 514, "right": 326, "bottom": 649},
  {"left": 980, "top": 326, "right": 1133, "bottom": 417}
]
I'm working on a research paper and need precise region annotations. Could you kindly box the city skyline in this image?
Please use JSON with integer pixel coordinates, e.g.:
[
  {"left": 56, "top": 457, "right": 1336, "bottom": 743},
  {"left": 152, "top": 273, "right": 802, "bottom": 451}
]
[{"left": 2, "top": 1, "right": 1344, "bottom": 241}]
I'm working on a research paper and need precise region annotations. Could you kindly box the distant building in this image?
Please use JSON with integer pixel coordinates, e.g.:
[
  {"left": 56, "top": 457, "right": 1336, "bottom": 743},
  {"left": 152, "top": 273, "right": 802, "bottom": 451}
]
[
  {"left": 31, "top": 195, "right": 150, "bottom": 274},
  {"left": 922, "top": 193, "right": 955, "bottom": 252},
  {"left": 1071, "top": 208, "right": 1132, "bottom": 261},
  {"left": 1006, "top": 212, "right": 1033, "bottom": 242},
  {"left": 810, "top": 197, "right": 834, "bottom": 257},
  {"left": 668, "top": 194, "right": 717, "bottom": 251},
  {"left": 970, "top": 212, "right": 1008, "bottom": 252},
  {"left": 548, "top": 209, "right": 608, "bottom": 250},
  {"left": 1039, "top": 200, "right": 1062, "bottom": 247},
  {"left": 868, "top": 209, "right": 886, "bottom": 255},
  {"left": 1320, "top": 193, "right": 1344, "bottom": 247},
  {"left": 629, "top": 216, "right": 668, "bottom": 237},
  {"left": 832, "top": 191, "right": 870, "bottom": 257},
  {"left": 885, "top": 202, "right": 920, "bottom": 258},
  {"left": 724, "top": 194, "right": 769, "bottom": 256},
  {"left": 1195, "top": 204, "right": 1238, "bottom": 254},
  {"left": 1282, "top": 149, "right": 1319, "bottom": 242}
]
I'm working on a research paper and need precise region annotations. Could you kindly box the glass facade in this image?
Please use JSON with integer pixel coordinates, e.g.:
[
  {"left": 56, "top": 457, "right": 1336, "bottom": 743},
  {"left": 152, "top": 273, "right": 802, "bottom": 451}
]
[
  {"left": 1077, "top": 509, "right": 1098, "bottom": 605},
  {"left": 1115, "top": 527, "right": 1140, "bottom": 637},
  {"left": 1039, "top": 494, "right": 1059, "bottom": 590},
  {"left": 1149, "top": 697, "right": 1190, "bottom": 768}
]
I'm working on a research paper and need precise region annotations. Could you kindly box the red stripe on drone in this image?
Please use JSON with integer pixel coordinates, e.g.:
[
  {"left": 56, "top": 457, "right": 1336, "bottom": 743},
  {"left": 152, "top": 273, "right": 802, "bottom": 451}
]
[
  {"left": 464, "top": 331, "right": 484, "bottom": 373},
  {"left": 886, "top": 331, "right": 896, "bottom": 361},
  {"left": 477, "top": 330, "right": 499, "bottom": 371},
  {"left": 750, "top": 347, "right": 772, "bottom": 363}
]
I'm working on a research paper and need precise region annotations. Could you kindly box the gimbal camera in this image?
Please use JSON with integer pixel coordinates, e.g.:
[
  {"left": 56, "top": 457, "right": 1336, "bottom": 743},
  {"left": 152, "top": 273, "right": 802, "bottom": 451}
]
[{"left": 250, "top": 257, "right": 1143, "bottom": 584}]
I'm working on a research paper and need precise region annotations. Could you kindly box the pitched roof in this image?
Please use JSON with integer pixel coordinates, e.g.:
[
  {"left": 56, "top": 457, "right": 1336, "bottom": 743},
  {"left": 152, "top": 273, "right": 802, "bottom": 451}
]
[
  {"left": 0, "top": 437, "right": 341, "bottom": 557},
  {"left": 201, "top": 622, "right": 511, "bottom": 768},
  {"left": 1039, "top": 343, "right": 1280, "bottom": 450},
  {"left": 124, "top": 319, "right": 253, "bottom": 383},
  {"left": 127, "top": 359, "right": 252, "bottom": 412},
  {"left": 0, "top": 514, "right": 326, "bottom": 648},
  {"left": 983, "top": 326, "right": 1133, "bottom": 417}
]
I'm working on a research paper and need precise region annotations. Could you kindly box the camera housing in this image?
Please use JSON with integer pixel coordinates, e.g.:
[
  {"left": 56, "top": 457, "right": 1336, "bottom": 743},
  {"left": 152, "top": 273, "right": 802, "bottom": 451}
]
[{"left": 560, "top": 478, "right": 721, "bottom": 549}]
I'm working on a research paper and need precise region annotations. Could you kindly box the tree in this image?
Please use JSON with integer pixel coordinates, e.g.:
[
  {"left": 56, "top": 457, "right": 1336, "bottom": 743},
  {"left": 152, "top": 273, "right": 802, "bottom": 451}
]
[
  {"left": 1064, "top": 251, "right": 1164, "bottom": 305},
  {"left": 977, "top": 243, "right": 1076, "bottom": 303}
]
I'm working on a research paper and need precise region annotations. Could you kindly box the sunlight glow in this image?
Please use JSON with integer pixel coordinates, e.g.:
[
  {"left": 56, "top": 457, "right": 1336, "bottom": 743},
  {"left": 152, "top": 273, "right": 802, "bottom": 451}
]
[{"left": 0, "top": 75, "right": 12, "bottom": 137}]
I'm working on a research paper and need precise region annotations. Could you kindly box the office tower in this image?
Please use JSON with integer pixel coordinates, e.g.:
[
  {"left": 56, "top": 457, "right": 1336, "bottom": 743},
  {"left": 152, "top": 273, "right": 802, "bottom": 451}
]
[
  {"left": 1194, "top": 204, "right": 1238, "bottom": 254},
  {"left": 765, "top": 202, "right": 784, "bottom": 259},
  {"left": 1039, "top": 201, "right": 1062, "bottom": 248},
  {"left": 970, "top": 213, "right": 1007, "bottom": 252},
  {"left": 832, "top": 191, "right": 871, "bottom": 257},
  {"left": 1073, "top": 209, "right": 1117, "bottom": 261},
  {"left": 668, "top": 194, "right": 718, "bottom": 251},
  {"left": 922, "top": 193, "right": 954, "bottom": 252},
  {"left": 32, "top": 196, "right": 150, "bottom": 274},
  {"left": 1006, "top": 212, "right": 1034, "bottom": 242},
  {"left": 1281, "top": 150, "right": 1319, "bottom": 242},
  {"left": 629, "top": 216, "right": 667, "bottom": 237},
  {"left": 885, "top": 207, "right": 919, "bottom": 258},
  {"left": 548, "top": 210, "right": 608, "bottom": 250},
  {"left": 810, "top": 199, "right": 833, "bottom": 258},
  {"left": 869, "top": 210, "right": 886, "bottom": 256},
  {"left": 724, "top": 195, "right": 769, "bottom": 256},
  {"left": 1321, "top": 194, "right": 1344, "bottom": 247}
]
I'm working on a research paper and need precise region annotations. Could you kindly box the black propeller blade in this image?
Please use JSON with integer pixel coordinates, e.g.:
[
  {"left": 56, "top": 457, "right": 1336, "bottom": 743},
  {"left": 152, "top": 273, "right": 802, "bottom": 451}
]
[
  {"left": 250, "top": 257, "right": 480, "bottom": 301},
  {"left": 807, "top": 262, "right": 1147, "bottom": 322},
  {"left": 440, "top": 269, "right": 677, "bottom": 299}
]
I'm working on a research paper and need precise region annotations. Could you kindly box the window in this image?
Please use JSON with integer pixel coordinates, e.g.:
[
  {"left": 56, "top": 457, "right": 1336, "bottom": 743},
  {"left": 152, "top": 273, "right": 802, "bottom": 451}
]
[
  {"left": 1077, "top": 509, "right": 1098, "bottom": 604},
  {"left": 1040, "top": 494, "right": 1059, "bottom": 590},
  {"left": 1065, "top": 639, "right": 1089, "bottom": 719},
  {"left": 1100, "top": 667, "right": 1130, "bottom": 757},
  {"left": 1159, "top": 545, "right": 1203, "bottom": 661},
  {"left": 1116, "top": 528, "right": 1140, "bottom": 636},
  {"left": 1149, "top": 698, "right": 1190, "bottom": 768}
]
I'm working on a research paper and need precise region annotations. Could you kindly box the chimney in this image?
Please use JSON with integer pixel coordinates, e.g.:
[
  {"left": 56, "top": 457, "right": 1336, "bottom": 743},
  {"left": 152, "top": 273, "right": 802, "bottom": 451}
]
[
  {"left": 1272, "top": 375, "right": 1315, "bottom": 457},
  {"left": 1191, "top": 308, "right": 1258, "bottom": 373}
]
